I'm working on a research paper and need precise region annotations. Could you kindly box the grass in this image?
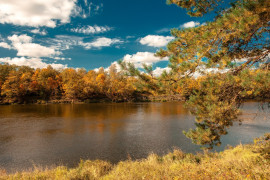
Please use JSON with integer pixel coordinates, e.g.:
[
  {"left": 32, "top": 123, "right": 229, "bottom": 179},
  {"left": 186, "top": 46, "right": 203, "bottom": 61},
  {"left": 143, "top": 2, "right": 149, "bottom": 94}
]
[{"left": 1, "top": 134, "right": 269, "bottom": 180}]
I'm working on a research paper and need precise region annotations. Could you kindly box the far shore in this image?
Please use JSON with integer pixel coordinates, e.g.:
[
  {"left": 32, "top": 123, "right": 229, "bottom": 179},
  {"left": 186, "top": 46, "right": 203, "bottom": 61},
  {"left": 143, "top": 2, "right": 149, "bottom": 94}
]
[{"left": 1, "top": 96, "right": 269, "bottom": 106}]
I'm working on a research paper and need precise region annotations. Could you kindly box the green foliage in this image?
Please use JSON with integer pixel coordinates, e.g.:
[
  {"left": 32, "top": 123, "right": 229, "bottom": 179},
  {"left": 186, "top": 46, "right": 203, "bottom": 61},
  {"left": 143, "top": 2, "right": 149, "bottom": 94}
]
[
  {"left": 161, "top": 0, "right": 270, "bottom": 148},
  {"left": 167, "top": 0, "right": 221, "bottom": 17},
  {"left": 159, "top": 0, "right": 270, "bottom": 76},
  {"left": 118, "top": 61, "right": 161, "bottom": 95}
]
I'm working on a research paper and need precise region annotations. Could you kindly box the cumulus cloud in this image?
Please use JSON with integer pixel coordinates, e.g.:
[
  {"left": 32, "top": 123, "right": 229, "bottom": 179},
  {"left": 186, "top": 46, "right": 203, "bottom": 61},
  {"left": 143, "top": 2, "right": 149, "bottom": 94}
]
[
  {"left": 0, "top": 0, "right": 77, "bottom": 27},
  {"left": 0, "top": 42, "right": 12, "bottom": 49},
  {"left": 8, "top": 34, "right": 58, "bottom": 58},
  {"left": 123, "top": 52, "right": 168, "bottom": 68},
  {"left": 80, "top": 37, "right": 123, "bottom": 49},
  {"left": 97, "top": 52, "right": 169, "bottom": 73},
  {"left": 100, "top": 61, "right": 171, "bottom": 77},
  {"left": 14, "top": 43, "right": 57, "bottom": 57},
  {"left": 0, "top": 57, "right": 67, "bottom": 69},
  {"left": 8, "top": 34, "right": 32, "bottom": 43},
  {"left": 30, "top": 29, "right": 47, "bottom": 35},
  {"left": 71, "top": 25, "right": 112, "bottom": 34},
  {"left": 139, "top": 35, "right": 174, "bottom": 47},
  {"left": 0, "top": 34, "right": 67, "bottom": 69},
  {"left": 181, "top": 21, "right": 200, "bottom": 28}
]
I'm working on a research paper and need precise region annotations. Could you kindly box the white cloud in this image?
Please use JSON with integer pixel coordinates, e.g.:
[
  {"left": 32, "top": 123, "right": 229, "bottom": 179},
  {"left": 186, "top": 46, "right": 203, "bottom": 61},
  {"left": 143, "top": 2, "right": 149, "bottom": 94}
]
[
  {"left": 0, "top": 42, "right": 12, "bottom": 49},
  {"left": 48, "top": 35, "right": 122, "bottom": 50},
  {"left": 54, "top": 57, "right": 71, "bottom": 61},
  {"left": 190, "top": 65, "right": 230, "bottom": 78},
  {"left": 49, "top": 35, "right": 82, "bottom": 50},
  {"left": 123, "top": 52, "right": 168, "bottom": 68},
  {"left": 157, "top": 21, "right": 203, "bottom": 33},
  {"left": 73, "top": 1, "right": 103, "bottom": 19},
  {"left": 96, "top": 52, "right": 170, "bottom": 74},
  {"left": 152, "top": 67, "right": 171, "bottom": 77},
  {"left": 8, "top": 34, "right": 32, "bottom": 43},
  {"left": 0, "top": 34, "right": 71, "bottom": 69},
  {"left": 0, "top": 0, "right": 77, "bottom": 27},
  {"left": 81, "top": 37, "right": 123, "bottom": 49},
  {"left": 101, "top": 61, "right": 171, "bottom": 77},
  {"left": 156, "top": 27, "right": 171, "bottom": 33},
  {"left": 181, "top": 21, "right": 200, "bottom": 28},
  {"left": 71, "top": 25, "right": 112, "bottom": 34},
  {"left": 90, "top": 3, "right": 103, "bottom": 15},
  {"left": 30, "top": 29, "right": 47, "bottom": 35},
  {"left": 126, "top": 36, "right": 136, "bottom": 39},
  {"left": 103, "top": 61, "right": 122, "bottom": 72},
  {"left": 139, "top": 35, "right": 174, "bottom": 47},
  {"left": 84, "top": 0, "right": 88, "bottom": 6},
  {"left": 0, "top": 57, "right": 67, "bottom": 69},
  {"left": 8, "top": 34, "right": 58, "bottom": 58},
  {"left": 15, "top": 43, "right": 57, "bottom": 57}
]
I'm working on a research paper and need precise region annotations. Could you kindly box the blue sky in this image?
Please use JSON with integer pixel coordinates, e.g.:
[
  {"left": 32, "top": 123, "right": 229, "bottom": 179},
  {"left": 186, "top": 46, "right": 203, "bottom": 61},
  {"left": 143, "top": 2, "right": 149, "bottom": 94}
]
[{"left": 0, "top": 0, "right": 214, "bottom": 73}]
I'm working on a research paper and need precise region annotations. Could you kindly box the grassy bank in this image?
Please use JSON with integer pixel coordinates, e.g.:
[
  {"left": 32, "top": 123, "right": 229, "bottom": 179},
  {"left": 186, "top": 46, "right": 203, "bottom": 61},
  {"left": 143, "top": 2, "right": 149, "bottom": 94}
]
[{"left": 1, "top": 134, "right": 269, "bottom": 180}]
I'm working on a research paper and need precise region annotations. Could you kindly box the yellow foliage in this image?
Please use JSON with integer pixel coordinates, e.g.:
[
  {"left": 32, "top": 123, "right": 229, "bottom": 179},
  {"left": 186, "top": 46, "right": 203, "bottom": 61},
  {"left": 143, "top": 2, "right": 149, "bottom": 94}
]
[{"left": 247, "top": 91, "right": 253, "bottom": 95}]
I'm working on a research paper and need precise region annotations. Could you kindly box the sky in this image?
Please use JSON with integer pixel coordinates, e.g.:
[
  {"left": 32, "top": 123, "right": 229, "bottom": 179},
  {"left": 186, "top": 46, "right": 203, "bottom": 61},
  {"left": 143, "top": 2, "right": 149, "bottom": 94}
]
[{"left": 0, "top": 0, "right": 215, "bottom": 73}]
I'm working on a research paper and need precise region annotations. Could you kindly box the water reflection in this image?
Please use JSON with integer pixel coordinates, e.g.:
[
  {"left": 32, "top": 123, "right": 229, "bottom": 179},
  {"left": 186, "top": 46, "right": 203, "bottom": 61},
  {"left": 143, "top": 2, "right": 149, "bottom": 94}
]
[
  {"left": 0, "top": 103, "right": 190, "bottom": 136},
  {"left": 0, "top": 102, "right": 269, "bottom": 172}
]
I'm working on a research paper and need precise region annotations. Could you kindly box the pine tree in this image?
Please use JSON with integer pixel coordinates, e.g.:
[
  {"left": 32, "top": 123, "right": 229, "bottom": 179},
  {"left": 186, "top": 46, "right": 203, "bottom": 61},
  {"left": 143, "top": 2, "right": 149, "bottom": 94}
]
[
  {"left": 121, "top": 0, "right": 270, "bottom": 148},
  {"left": 158, "top": 0, "right": 270, "bottom": 148}
]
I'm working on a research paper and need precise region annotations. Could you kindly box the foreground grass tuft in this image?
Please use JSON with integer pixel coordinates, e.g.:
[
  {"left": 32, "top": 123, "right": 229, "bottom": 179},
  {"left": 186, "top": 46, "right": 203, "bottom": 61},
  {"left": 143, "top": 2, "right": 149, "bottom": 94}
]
[{"left": 1, "top": 134, "right": 270, "bottom": 180}]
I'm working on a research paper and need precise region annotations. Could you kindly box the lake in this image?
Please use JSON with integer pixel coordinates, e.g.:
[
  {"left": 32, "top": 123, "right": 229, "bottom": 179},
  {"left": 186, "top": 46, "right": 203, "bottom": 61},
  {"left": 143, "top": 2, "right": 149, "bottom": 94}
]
[{"left": 0, "top": 102, "right": 269, "bottom": 172}]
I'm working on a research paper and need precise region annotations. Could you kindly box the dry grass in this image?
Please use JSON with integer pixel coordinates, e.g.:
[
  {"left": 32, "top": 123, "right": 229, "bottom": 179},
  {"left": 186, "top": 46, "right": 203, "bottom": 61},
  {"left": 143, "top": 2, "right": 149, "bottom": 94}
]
[{"left": 1, "top": 135, "right": 270, "bottom": 180}]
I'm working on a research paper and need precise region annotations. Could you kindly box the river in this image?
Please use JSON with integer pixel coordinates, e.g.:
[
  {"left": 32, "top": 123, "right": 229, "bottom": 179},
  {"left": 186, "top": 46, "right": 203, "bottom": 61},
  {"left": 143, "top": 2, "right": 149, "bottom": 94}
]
[{"left": 0, "top": 102, "right": 269, "bottom": 172}]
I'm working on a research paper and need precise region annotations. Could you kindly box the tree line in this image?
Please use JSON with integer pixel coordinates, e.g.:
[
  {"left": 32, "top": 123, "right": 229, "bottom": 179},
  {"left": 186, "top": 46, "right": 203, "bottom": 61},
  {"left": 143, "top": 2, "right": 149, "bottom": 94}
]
[{"left": 0, "top": 64, "right": 141, "bottom": 104}]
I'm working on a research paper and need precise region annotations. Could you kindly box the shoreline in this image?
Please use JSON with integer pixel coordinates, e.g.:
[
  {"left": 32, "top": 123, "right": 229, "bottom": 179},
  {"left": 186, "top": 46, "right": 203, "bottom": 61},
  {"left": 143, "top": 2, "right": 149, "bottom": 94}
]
[
  {"left": 0, "top": 135, "right": 269, "bottom": 179},
  {"left": 0, "top": 94, "right": 186, "bottom": 105},
  {"left": 1, "top": 95, "right": 269, "bottom": 105}
]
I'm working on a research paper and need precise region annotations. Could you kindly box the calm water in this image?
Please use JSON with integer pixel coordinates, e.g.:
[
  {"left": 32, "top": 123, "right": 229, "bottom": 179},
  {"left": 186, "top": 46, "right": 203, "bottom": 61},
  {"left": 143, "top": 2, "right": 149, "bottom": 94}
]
[{"left": 0, "top": 102, "right": 269, "bottom": 172}]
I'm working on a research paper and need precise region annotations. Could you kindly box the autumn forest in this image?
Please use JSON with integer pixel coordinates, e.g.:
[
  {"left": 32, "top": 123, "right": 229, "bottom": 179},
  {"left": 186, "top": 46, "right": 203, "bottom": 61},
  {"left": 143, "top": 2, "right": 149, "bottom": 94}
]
[{"left": 0, "top": 64, "right": 140, "bottom": 104}]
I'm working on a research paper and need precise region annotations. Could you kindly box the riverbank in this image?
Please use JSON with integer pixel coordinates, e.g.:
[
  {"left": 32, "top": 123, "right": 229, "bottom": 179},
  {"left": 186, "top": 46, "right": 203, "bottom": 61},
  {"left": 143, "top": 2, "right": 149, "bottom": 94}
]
[
  {"left": 1, "top": 134, "right": 269, "bottom": 180},
  {"left": 0, "top": 94, "right": 186, "bottom": 105},
  {"left": 1, "top": 96, "right": 268, "bottom": 105}
]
